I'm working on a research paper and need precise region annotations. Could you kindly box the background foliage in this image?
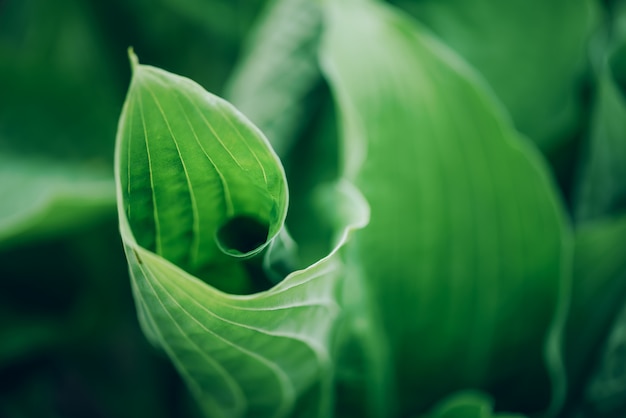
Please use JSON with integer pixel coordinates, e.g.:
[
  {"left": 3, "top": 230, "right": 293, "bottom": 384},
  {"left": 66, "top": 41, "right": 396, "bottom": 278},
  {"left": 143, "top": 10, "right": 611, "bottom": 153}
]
[{"left": 1, "top": 0, "right": 625, "bottom": 417}]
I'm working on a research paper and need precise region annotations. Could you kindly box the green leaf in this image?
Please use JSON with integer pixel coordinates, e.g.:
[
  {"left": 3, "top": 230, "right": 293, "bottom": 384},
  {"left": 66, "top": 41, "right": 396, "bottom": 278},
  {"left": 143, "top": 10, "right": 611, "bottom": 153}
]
[
  {"left": 420, "top": 392, "right": 526, "bottom": 418},
  {"left": 564, "top": 214, "right": 626, "bottom": 411},
  {"left": 320, "top": 0, "right": 571, "bottom": 414},
  {"left": 0, "top": 155, "right": 115, "bottom": 248},
  {"left": 224, "top": 0, "right": 323, "bottom": 157},
  {"left": 393, "top": 0, "right": 598, "bottom": 151},
  {"left": 115, "top": 51, "right": 369, "bottom": 417},
  {"left": 575, "top": 36, "right": 626, "bottom": 221},
  {"left": 118, "top": 50, "right": 288, "bottom": 293}
]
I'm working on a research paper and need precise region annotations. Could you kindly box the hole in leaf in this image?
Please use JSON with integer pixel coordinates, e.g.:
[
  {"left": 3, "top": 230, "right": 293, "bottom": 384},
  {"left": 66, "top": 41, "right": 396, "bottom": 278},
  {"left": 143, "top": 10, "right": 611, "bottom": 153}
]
[{"left": 216, "top": 215, "right": 270, "bottom": 256}]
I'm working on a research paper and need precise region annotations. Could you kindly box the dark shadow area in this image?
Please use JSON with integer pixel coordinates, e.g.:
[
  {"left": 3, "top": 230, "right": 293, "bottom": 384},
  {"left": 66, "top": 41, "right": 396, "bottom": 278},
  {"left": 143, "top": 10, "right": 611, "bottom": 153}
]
[{"left": 216, "top": 214, "right": 270, "bottom": 255}]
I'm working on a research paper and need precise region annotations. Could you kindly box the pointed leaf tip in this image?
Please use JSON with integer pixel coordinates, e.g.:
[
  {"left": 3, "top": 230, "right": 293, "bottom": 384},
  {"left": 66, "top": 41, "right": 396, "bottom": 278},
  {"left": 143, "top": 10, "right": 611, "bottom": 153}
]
[{"left": 127, "top": 47, "right": 139, "bottom": 72}]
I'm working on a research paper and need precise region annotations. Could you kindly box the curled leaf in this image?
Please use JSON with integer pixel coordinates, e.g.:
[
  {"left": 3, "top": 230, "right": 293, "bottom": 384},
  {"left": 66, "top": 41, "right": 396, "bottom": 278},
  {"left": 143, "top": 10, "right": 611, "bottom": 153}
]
[{"left": 115, "top": 51, "right": 368, "bottom": 417}]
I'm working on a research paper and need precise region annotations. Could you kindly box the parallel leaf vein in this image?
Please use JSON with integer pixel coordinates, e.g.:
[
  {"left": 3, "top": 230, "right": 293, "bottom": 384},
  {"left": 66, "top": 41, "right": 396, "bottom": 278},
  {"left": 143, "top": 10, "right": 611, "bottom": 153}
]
[
  {"left": 146, "top": 265, "right": 295, "bottom": 417},
  {"left": 218, "top": 106, "right": 269, "bottom": 185},
  {"left": 188, "top": 95, "right": 245, "bottom": 171},
  {"left": 136, "top": 259, "right": 248, "bottom": 416},
  {"left": 137, "top": 93, "right": 163, "bottom": 254},
  {"left": 162, "top": 273, "right": 331, "bottom": 363},
  {"left": 145, "top": 85, "right": 201, "bottom": 265},
  {"left": 129, "top": 263, "right": 240, "bottom": 417},
  {"left": 174, "top": 90, "right": 235, "bottom": 218}
]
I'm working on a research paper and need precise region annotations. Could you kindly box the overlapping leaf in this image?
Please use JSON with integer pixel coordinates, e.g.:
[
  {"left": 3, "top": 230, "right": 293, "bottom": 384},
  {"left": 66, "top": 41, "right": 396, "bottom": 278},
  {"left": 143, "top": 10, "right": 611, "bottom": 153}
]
[
  {"left": 320, "top": 0, "right": 571, "bottom": 414},
  {"left": 115, "top": 52, "right": 368, "bottom": 417}
]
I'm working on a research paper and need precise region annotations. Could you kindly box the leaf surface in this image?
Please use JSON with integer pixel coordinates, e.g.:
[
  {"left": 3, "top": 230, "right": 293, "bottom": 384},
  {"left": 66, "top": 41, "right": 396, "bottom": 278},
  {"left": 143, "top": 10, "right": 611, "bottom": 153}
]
[
  {"left": 115, "top": 52, "right": 369, "bottom": 418},
  {"left": 320, "top": 0, "right": 571, "bottom": 414}
]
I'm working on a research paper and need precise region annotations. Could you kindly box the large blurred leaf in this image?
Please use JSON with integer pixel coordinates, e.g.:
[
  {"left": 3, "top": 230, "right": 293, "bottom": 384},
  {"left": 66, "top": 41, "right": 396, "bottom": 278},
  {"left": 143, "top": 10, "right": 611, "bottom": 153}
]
[
  {"left": 393, "top": 0, "right": 597, "bottom": 151},
  {"left": 321, "top": 0, "right": 571, "bottom": 414},
  {"left": 575, "top": 22, "right": 626, "bottom": 221},
  {"left": 563, "top": 214, "right": 626, "bottom": 415},
  {"left": 224, "top": 0, "right": 323, "bottom": 156},
  {"left": 115, "top": 53, "right": 368, "bottom": 417},
  {"left": 0, "top": 155, "right": 114, "bottom": 248}
]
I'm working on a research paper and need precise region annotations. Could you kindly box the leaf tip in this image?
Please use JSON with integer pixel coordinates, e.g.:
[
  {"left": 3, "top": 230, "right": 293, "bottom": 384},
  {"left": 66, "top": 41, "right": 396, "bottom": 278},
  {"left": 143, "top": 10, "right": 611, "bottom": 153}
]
[{"left": 128, "top": 47, "right": 139, "bottom": 73}]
